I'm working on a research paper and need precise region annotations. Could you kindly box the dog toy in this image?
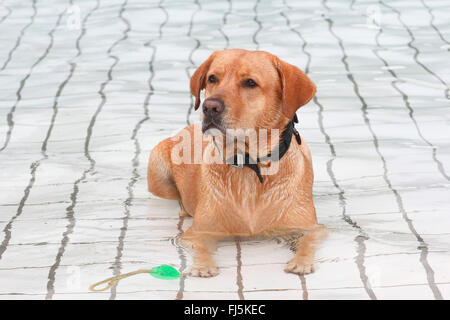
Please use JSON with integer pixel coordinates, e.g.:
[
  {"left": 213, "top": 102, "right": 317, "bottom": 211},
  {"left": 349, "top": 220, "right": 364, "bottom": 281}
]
[{"left": 89, "top": 264, "right": 181, "bottom": 292}]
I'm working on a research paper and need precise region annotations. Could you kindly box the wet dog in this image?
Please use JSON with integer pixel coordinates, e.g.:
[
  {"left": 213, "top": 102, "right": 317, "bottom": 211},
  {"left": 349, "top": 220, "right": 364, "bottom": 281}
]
[{"left": 147, "top": 49, "right": 326, "bottom": 277}]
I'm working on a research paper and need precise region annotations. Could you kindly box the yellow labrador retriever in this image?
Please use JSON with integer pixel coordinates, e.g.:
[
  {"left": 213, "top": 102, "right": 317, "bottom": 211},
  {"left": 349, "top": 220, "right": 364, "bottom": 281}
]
[{"left": 147, "top": 49, "right": 326, "bottom": 277}]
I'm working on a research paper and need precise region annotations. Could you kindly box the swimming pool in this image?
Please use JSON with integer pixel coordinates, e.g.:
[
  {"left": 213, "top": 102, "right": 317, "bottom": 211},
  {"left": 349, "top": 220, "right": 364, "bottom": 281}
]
[{"left": 0, "top": 0, "right": 449, "bottom": 299}]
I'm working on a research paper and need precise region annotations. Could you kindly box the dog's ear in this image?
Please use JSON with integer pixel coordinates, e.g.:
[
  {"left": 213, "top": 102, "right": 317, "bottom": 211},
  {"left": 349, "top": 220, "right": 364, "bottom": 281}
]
[
  {"left": 274, "top": 58, "right": 316, "bottom": 120},
  {"left": 190, "top": 52, "right": 217, "bottom": 110}
]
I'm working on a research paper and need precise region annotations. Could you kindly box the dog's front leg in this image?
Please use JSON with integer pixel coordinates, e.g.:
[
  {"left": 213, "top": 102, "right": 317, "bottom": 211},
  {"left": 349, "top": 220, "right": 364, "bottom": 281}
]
[
  {"left": 285, "top": 225, "right": 328, "bottom": 275},
  {"left": 182, "top": 227, "right": 220, "bottom": 277}
]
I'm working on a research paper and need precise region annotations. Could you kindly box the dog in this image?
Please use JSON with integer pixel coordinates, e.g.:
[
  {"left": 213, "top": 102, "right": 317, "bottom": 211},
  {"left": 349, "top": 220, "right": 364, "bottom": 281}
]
[{"left": 147, "top": 49, "right": 326, "bottom": 277}]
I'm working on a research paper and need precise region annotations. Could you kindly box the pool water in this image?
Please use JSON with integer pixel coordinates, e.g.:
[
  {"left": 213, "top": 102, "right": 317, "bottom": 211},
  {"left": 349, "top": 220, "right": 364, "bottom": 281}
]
[{"left": 0, "top": 0, "right": 449, "bottom": 299}]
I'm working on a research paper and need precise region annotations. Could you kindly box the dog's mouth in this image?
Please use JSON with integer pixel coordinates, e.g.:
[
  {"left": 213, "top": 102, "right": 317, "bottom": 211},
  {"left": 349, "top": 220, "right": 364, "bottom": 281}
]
[{"left": 202, "top": 120, "right": 226, "bottom": 135}]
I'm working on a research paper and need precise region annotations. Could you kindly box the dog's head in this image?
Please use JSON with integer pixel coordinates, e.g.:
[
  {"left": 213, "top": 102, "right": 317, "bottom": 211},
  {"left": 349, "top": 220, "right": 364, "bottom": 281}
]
[{"left": 190, "top": 49, "right": 316, "bottom": 134}]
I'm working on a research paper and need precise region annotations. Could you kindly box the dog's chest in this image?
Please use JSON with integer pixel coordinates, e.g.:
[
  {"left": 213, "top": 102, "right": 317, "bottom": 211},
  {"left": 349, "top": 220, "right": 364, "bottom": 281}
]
[{"left": 207, "top": 169, "right": 293, "bottom": 234}]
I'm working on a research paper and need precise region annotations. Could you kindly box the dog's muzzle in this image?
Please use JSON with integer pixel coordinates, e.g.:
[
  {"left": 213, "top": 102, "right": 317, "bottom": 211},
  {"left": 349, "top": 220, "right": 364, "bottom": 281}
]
[{"left": 202, "top": 98, "right": 225, "bottom": 133}]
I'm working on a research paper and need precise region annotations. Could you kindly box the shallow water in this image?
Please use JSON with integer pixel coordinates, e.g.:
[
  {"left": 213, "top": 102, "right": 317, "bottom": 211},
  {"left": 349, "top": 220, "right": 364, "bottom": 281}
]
[{"left": 0, "top": 0, "right": 449, "bottom": 299}]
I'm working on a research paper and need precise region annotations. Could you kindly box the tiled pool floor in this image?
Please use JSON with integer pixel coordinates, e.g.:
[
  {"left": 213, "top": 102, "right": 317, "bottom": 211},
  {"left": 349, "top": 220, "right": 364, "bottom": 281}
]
[{"left": 0, "top": 0, "right": 449, "bottom": 299}]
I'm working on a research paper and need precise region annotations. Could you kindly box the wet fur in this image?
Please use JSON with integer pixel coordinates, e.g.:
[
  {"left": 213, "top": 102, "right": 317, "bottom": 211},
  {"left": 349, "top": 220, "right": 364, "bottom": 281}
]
[{"left": 148, "top": 49, "right": 326, "bottom": 277}]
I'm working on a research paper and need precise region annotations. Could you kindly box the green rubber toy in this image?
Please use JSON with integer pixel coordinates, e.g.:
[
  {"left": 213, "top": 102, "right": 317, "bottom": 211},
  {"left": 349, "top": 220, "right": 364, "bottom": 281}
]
[{"left": 150, "top": 265, "right": 182, "bottom": 280}]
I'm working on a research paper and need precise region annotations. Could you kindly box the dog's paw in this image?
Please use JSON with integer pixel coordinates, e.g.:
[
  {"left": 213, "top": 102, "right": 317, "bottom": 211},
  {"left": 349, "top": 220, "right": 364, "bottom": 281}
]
[
  {"left": 285, "top": 258, "right": 315, "bottom": 275},
  {"left": 186, "top": 265, "right": 219, "bottom": 277}
]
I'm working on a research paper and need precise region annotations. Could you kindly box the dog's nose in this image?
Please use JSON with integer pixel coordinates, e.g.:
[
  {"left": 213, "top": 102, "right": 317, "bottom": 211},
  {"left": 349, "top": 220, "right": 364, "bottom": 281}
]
[{"left": 202, "top": 98, "right": 224, "bottom": 117}]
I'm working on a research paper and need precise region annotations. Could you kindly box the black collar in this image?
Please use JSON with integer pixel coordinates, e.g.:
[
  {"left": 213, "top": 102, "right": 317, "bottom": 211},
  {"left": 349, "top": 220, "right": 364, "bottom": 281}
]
[{"left": 225, "top": 114, "right": 302, "bottom": 183}]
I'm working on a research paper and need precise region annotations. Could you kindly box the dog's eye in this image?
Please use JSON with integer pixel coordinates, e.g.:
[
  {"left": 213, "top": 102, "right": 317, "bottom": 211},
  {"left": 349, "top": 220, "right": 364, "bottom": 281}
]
[
  {"left": 208, "top": 74, "right": 217, "bottom": 84},
  {"left": 243, "top": 79, "right": 258, "bottom": 88}
]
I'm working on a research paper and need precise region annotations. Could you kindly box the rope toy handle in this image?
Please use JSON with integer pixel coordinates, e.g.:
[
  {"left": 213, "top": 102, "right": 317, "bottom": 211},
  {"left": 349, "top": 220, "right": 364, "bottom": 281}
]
[
  {"left": 89, "top": 269, "right": 151, "bottom": 292},
  {"left": 89, "top": 265, "right": 181, "bottom": 292}
]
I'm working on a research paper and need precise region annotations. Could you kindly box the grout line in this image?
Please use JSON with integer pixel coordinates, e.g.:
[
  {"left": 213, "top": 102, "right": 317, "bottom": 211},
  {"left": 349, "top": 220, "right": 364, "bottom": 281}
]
[
  {"left": 221, "top": 0, "right": 246, "bottom": 301},
  {"left": 175, "top": 215, "right": 186, "bottom": 300},
  {"left": 235, "top": 239, "right": 244, "bottom": 300},
  {"left": 45, "top": 0, "right": 133, "bottom": 300},
  {"left": 43, "top": 0, "right": 102, "bottom": 299},
  {"left": 0, "top": 0, "right": 12, "bottom": 25},
  {"left": 103, "top": 0, "right": 133, "bottom": 300},
  {"left": 0, "top": 1, "right": 67, "bottom": 262},
  {"left": 178, "top": 0, "right": 202, "bottom": 299},
  {"left": 0, "top": 0, "right": 37, "bottom": 73},
  {"left": 1, "top": 278, "right": 449, "bottom": 297},
  {"left": 365, "top": 4, "right": 450, "bottom": 182},
  {"left": 109, "top": 0, "right": 161, "bottom": 299},
  {"left": 185, "top": 0, "right": 201, "bottom": 125},
  {"left": 323, "top": 0, "right": 442, "bottom": 300},
  {"left": 282, "top": 0, "right": 375, "bottom": 300},
  {"left": 0, "top": 0, "right": 59, "bottom": 152},
  {"left": 299, "top": 275, "right": 308, "bottom": 300},
  {"left": 5, "top": 279, "right": 450, "bottom": 297},
  {"left": 280, "top": 0, "right": 313, "bottom": 300},
  {"left": 380, "top": 0, "right": 450, "bottom": 100},
  {"left": 419, "top": 0, "right": 450, "bottom": 50},
  {"left": 218, "top": 0, "right": 232, "bottom": 49},
  {"left": 2, "top": 248, "right": 448, "bottom": 272},
  {"left": 252, "top": 0, "right": 260, "bottom": 50}
]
